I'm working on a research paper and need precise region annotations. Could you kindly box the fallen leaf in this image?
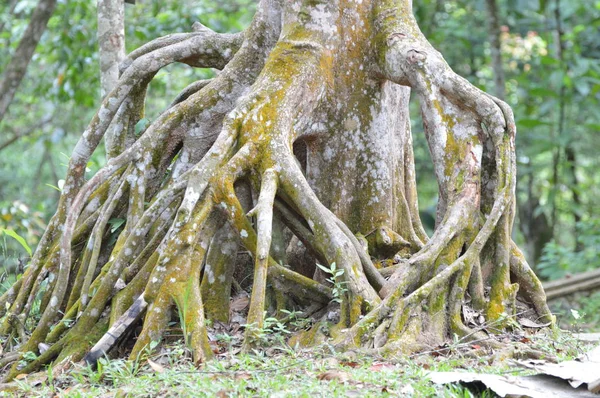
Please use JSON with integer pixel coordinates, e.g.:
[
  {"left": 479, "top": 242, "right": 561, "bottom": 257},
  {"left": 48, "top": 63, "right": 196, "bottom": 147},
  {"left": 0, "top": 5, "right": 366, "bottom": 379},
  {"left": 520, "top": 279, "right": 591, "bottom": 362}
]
[
  {"left": 516, "top": 344, "right": 600, "bottom": 393},
  {"left": 573, "top": 333, "right": 600, "bottom": 342},
  {"left": 368, "top": 362, "right": 396, "bottom": 371},
  {"left": 341, "top": 360, "right": 360, "bottom": 368},
  {"left": 147, "top": 359, "right": 165, "bottom": 373},
  {"left": 15, "top": 374, "right": 28, "bottom": 380},
  {"left": 216, "top": 389, "right": 234, "bottom": 398},
  {"left": 430, "top": 371, "right": 599, "bottom": 398},
  {"left": 321, "top": 357, "right": 340, "bottom": 368},
  {"left": 38, "top": 343, "right": 50, "bottom": 354},
  {"left": 230, "top": 296, "right": 250, "bottom": 312},
  {"left": 518, "top": 318, "right": 551, "bottom": 329},
  {"left": 431, "top": 344, "right": 600, "bottom": 397},
  {"left": 317, "top": 370, "right": 350, "bottom": 382},
  {"left": 235, "top": 372, "right": 252, "bottom": 381}
]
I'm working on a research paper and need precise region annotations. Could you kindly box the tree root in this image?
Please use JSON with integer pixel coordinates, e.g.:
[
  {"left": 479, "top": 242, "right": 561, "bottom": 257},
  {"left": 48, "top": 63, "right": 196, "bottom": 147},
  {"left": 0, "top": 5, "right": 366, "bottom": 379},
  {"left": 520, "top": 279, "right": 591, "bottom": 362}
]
[{"left": 0, "top": 0, "right": 553, "bottom": 381}]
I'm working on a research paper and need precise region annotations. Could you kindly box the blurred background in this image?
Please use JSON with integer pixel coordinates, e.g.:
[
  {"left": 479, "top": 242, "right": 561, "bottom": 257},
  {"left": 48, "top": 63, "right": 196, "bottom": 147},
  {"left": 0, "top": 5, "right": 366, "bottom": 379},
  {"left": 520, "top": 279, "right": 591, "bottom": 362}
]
[{"left": 1, "top": 0, "right": 599, "bottom": 329}]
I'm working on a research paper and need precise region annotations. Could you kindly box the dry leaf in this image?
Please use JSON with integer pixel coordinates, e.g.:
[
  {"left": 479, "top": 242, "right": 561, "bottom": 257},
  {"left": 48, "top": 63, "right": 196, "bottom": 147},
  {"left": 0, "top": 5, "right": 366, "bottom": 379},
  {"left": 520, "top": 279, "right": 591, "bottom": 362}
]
[
  {"left": 235, "top": 372, "right": 252, "bottom": 381},
  {"left": 516, "top": 344, "right": 600, "bottom": 394},
  {"left": 321, "top": 357, "right": 339, "bottom": 368},
  {"left": 430, "top": 371, "right": 599, "bottom": 398},
  {"left": 518, "top": 318, "right": 551, "bottom": 329},
  {"left": 341, "top": 360, "right": 360, "bottom": 368},
  {"left": 147, "top": 359, "right": 165, "bottom": 373},
  {"left": 230, "top": 296, "right": 250, "bottom": 312},
  {"left": 432, "top": 345, "right": 600, "bottom": 397},
  {"left": 28, "top": 373, "right": 47, "bottom": 387},
  {"left": 317, "top": 370, "right": 350, "bottom": 382},
  {"left": 15, "top": 374, "right": 28, "bottom": 380},
  {"left": 216, "top": 389, "right": 234, "bottom": 398},
  {"left": 38, "top": 343, "right": 50, "bottom": 354},
  {"left": 369, "top": 362, "right": 396, "bottom": 371}
]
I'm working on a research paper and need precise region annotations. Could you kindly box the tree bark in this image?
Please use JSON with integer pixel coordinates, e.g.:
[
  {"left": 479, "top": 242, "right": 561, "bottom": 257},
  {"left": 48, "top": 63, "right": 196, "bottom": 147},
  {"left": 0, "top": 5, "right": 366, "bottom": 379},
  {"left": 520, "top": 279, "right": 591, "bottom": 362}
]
[
  {"left": 98, "top": 0, "right": 127, "bottom": 158},
  {"left": 0, "top": 0, "right": 551, "bottom": 380},
  {"left": 552, "top": 0, "right": 581, "bottom": 243},
  {"left": 0, "top": 0, "right": 57, "bottom": 126},
  {"left": 0, "top": 0, "right": 19, "bottom": 33},
  {"left": 98, "top": 0, "right": 125, "bottom": 98},
  {"left": 485, "top": 0, "right": 506, "bottom": 100}
]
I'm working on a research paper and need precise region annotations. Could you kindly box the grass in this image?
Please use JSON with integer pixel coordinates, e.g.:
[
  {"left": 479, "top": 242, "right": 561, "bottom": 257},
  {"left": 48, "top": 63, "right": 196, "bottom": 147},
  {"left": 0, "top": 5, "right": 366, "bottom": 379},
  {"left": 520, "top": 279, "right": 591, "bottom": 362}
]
[
  {"left": 550, "top": 291, "right": 600, "bottom": 332},
  {"left": 2, "top": 326, "right": 594, "bottom": 398}
]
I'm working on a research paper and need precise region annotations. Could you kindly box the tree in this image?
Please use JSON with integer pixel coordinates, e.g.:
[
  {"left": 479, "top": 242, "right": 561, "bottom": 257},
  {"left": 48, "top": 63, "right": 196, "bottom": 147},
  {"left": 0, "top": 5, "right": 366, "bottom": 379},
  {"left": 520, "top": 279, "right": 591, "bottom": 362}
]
[
  {"left": 97, "top": 0, "right": 126, "bottom": 158},
  {"left": 0, "top": 0, "right": 57, "bottom": 126},
  {"left": 0, "top": 0, "right": 552, "bottom": 380}
]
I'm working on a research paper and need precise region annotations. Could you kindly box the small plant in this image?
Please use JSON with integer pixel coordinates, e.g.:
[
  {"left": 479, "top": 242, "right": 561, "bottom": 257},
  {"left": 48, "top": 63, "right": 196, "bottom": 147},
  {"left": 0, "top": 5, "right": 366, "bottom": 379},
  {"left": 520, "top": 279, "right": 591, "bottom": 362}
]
[
  {"left": 75, "top": 357, "right": 141, "bottom": 387},
  {"left": 243, "top": 313, "right": 293, "bottom": 347},
  {"left": 0, "top": 228, "right": 32, "bottom": 257},
  {"left": 316, "top": 262, "right": 347, "bottom": 304},
  {"left": 172, "top": 278, "right": 195, "bottom": 350},
  {"left": 17, "top": 351, "right": 38, "bottom": 369},
  {"left": 538, "top": 219, "right": 600, "bottom": 280},
  {"left": 280, "top": 309, "right": 312, "bottom": 330}
]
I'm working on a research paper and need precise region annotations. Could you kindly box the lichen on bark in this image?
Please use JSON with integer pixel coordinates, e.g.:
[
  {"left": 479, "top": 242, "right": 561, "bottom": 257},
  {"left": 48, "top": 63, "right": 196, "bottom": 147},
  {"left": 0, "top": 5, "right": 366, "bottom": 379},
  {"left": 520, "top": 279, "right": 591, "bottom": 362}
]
[{"left": 0, "top": 0, "right": 552, "bottom": 381}]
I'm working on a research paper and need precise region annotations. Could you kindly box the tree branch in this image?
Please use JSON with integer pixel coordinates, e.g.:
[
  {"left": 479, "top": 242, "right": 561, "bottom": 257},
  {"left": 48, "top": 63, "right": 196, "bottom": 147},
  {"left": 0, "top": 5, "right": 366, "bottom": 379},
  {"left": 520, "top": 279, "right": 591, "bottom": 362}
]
[{"left": 0, "top": 116, "right": 52, "bottom": 152}]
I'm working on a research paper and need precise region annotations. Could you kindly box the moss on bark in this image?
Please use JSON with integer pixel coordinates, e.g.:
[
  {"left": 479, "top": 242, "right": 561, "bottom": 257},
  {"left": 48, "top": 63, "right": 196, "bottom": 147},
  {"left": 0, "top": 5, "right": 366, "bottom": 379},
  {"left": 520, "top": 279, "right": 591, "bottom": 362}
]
[{"left": 0, "top": 0, "right": 552, "bottom": 382}]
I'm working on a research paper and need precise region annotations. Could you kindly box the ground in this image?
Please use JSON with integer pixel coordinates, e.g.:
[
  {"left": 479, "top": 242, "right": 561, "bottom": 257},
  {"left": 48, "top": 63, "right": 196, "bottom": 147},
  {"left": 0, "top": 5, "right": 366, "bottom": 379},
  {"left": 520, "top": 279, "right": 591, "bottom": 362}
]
[{"left": 2, "top": 323, "right": 595, "bottom": 397}]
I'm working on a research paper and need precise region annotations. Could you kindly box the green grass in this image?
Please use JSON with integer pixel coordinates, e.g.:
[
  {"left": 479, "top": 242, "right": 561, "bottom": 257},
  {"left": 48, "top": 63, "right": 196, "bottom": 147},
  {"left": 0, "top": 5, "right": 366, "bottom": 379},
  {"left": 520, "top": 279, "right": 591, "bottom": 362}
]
[
  {"left": 3, "top": 327, "right": 593, "bottom": 398},
  {"left": 550, "top": 291, "right": 600, "bottom": 332}
]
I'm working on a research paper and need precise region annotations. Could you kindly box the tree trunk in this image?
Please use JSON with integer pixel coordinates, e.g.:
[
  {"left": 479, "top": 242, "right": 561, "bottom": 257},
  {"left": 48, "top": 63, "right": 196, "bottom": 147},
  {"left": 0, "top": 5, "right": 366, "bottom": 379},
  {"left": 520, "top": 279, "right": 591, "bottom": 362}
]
[
  {"left": 0, "top": 0, "right": 57, "bottom": 126},
  {"left": 98, "top": 0, "right": 125, "bottom": 98},
  {"left": 485, "top": 0, "right": 506, "bottom": 101},
  {"left": 552, "top": 0, "right": 581, "bottom": 243},
  {"left": 98, "top": 0, "right": 127, "bottom": 158},
  {"left": 0, "top": 0, "right": 551, "bottom": 380}
]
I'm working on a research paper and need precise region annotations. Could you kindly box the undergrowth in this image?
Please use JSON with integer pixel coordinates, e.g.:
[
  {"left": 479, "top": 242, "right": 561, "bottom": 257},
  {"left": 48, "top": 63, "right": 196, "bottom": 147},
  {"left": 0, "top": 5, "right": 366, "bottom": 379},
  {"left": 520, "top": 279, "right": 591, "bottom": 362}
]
[{"left": 1, "top": 326, "right": 593, "bottom": 398}]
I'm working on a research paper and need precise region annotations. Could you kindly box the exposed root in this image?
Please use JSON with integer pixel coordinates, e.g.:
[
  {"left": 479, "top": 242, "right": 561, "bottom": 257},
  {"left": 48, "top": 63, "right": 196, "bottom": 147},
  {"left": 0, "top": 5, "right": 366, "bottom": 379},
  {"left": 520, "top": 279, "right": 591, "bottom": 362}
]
[
  {"left": 0, "top": 0, "right": 552, "bottom": 380},
  {"left": 244, "top": 169, "right": 278, "bottom": 349}
]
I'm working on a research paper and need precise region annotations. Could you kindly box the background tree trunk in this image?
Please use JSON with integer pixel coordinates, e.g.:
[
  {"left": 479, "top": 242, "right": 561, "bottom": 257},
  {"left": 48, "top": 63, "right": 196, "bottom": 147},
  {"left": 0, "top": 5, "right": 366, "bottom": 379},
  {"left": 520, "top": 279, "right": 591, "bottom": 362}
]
[
  {"left": 485, "top": 0, "right": 506, "bottom": 101},
  {"left": 98, "top": 0, "right": 126, "bottom": 158},
  {"left": 0, "top": 0, "right": 57, "bottom": 126},
  {"left": 97, "top": 0, "right": 125, "bottom": 98}
]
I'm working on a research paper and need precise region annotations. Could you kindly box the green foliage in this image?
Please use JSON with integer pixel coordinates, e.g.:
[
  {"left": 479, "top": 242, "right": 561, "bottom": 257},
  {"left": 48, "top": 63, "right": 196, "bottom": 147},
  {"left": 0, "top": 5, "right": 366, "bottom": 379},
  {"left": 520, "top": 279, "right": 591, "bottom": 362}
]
[
  {"left": 538, "top": 219, "right": 600, "bottom": 280},
  {"left": 316, "top": 262, "right": 347, "bottom": 304},
  {"left": 72, "top": 357, "right": 142, "bottom": 388},
  {"left": 172, "top": 278, "right": 196, "bottom": 349},
  {"left": 0, "top": 0, "right": 256, "bottom": 284},
  {"left": 411, "top": 0, "right": 600, "bottom": 278},
  {"left": 0, "top": 227, "right": 32, "bottom": 256},
  {"left": 550, "top": 291, "right": 600, "bottom": 332},
  {"left": 5, "top": 334, "right": 592, "bottom": 397}
]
